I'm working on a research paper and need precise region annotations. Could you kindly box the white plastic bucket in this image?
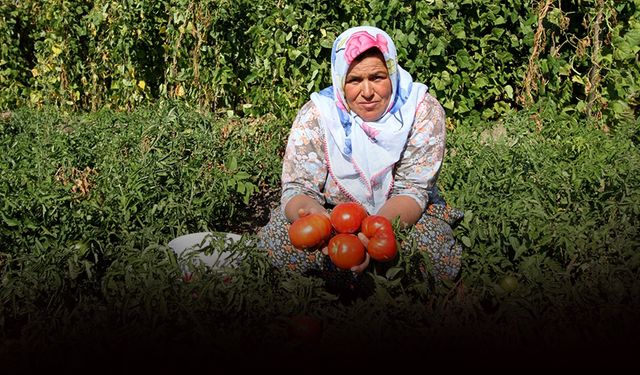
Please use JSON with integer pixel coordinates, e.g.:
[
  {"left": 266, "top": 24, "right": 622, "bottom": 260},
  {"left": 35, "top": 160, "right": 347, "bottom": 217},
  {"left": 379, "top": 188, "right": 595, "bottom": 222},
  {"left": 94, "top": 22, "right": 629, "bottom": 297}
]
[{"left": 168, "top": 232, "right": 243, "bottom": 273}]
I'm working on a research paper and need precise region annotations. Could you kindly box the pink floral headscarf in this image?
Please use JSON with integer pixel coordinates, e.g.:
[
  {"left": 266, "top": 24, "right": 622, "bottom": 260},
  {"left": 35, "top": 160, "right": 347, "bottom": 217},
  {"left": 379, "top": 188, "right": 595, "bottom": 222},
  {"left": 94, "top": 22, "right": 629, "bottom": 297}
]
[
  {"left": 343, "top": 31, "right": 389, "bottom": 66},
  {"left": 330, "top": 27, "right": 398, "bottom": 114},
  {"left": 310, "top": 26, "right": 428, "bottom": 214}
]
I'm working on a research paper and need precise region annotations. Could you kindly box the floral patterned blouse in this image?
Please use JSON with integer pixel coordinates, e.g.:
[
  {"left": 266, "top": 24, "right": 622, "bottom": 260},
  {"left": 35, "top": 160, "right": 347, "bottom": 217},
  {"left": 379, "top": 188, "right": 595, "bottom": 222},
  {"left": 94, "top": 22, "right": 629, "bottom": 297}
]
[{"left": 281, "top": 92, "right": 446, "bottom": 214}]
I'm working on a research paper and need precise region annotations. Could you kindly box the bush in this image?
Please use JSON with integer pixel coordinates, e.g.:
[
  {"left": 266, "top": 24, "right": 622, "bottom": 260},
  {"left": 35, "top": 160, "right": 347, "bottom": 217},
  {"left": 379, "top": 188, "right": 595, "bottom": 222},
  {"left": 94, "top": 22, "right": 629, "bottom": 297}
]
[{"left": 1, "top": 0, "right": 637, "bottom": 126}]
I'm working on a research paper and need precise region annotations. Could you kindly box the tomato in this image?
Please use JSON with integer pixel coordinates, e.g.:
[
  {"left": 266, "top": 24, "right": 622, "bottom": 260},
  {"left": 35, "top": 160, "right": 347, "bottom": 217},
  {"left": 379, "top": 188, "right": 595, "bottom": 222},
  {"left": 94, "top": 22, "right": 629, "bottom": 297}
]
[
  {"left": 499, "top": 275, "right": 519, "bottom": 293},
  {"left": 288, "top": 213, "right": 332, "bottom": 250},
  {"left": 367, "top": 228, "right": 398, "bottom": 262},
  {"left": 181, "top": 272, "right": 193, "bottom": 283},
  {"left": 330, "top": 202, "right": 368, "bottom": 234},
  {"left": 327, "top": 233, "right": 366, "bottom": 270},
  {"left": 360, "top": 215, "right": 397, "bottom": 262},
  {"left": 287, "top": 314, "right": 323, "bottom": 344},
  {"left": 360, "top": 215, "right": 393, "bottom": 238}
]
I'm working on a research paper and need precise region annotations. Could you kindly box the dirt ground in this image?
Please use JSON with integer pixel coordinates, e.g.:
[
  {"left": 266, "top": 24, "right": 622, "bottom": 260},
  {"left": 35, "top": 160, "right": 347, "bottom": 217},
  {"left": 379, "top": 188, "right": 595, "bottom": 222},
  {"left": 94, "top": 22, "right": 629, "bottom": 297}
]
[{"left": 222, "top": 185, "right": 281, "bottom": 235}]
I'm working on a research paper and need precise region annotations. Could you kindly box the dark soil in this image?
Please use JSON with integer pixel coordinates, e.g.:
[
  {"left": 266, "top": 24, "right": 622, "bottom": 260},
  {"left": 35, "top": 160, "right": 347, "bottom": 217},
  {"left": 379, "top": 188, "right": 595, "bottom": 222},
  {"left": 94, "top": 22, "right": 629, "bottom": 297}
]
[{"left": 220, "top": 184, "right": 281, "bottom": 235}]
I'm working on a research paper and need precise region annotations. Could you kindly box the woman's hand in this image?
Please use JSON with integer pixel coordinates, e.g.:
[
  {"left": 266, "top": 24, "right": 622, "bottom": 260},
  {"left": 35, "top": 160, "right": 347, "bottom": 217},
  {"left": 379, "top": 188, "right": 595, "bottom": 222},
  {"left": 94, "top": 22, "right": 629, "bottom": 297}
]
[
  {"left": 285, "top": 194, "right": 329, "bottom": 223},
  {"left": 297, "top": 206, "right": 330, "bottom": 220},
  {"left": 352, "top": 232, "right": 371, "bottom": 273},
  {"left": 376, "top": 195, "right": 423, "bottom": 228}
]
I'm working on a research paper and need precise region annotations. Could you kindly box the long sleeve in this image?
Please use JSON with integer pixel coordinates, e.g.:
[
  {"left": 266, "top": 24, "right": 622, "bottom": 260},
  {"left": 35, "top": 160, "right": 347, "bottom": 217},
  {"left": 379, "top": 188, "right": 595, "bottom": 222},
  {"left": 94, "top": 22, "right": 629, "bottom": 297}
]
[
  {"left": 390, "top": 92, "right": 446, "bottom": 211},
  {"left": 280, "top": 101, "right": 328, "bottom": 212}
]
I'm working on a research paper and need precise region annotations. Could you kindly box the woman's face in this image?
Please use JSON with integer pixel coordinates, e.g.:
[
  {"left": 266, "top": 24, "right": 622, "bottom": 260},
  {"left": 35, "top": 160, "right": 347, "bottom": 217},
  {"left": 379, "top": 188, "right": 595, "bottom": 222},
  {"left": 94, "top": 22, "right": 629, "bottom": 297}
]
[{"left": 344, "top": 50, "right": 392, "bottom": 122}]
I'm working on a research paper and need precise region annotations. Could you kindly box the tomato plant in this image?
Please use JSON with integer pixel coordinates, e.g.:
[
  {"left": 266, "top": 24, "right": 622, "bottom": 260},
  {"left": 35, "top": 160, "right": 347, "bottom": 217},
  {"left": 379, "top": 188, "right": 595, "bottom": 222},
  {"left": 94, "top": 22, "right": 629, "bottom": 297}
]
[
  {"left": 288, "top": 213, "right": 332, "bottom": 250},
  {"left": 287, "top": 314, "right": 323, "bottom": 344},
  {"left": 330, "top": 202, "right": 368, "bottom": 234},
  {"left": 327, "top": 233, "right": 366, "bottom": 270}
]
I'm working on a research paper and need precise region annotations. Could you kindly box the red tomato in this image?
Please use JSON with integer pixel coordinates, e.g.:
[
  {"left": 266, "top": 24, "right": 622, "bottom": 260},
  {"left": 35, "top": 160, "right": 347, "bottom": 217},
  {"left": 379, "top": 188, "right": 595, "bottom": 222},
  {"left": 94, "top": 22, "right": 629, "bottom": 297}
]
[
  {"left": 330, "top": 202, "right": 368, "bottom": 234},
  {"left": 360, "top": 215, "right": 393, "bottom": 238},
  {"left": 327, "top": 233, "right": 366, "bottom": 270},
  {"left": 287, "top": 314, "right": 323, "bottom": 343},
  {"left": 288, "top": 213, "right": 332, "bottom": 250},
  {"left": 367, "top": 228, "right": 398, "bottom": 262},
  {"left": 181, "top": 272, "right": 193, "bottom": 283},
  {"left": 360, "top": 215, "right": 397, "bottom": 262}
]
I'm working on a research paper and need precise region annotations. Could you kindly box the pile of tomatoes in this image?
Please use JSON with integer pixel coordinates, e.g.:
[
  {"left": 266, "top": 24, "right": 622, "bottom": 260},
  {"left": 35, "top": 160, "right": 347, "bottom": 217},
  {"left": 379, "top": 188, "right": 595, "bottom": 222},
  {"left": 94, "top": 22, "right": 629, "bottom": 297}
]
[{"left": 288, "top": 202, "right": 398, "bottom": 270}]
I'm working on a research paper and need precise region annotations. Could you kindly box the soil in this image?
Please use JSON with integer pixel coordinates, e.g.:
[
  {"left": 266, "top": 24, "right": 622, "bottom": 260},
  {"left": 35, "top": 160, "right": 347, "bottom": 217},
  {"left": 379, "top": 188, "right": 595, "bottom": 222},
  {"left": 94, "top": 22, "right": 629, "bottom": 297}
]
[{"left": 220, "top": 185, "right": 281, "bottom": 235}]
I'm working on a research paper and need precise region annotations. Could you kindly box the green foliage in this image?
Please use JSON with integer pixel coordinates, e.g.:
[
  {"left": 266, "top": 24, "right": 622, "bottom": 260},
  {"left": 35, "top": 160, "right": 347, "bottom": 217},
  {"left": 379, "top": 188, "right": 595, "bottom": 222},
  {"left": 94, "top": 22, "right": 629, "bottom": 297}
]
[
  {"left": 0, "top": 2, "right": 31, "bottom": 109},
  {"left": 0, "top": 0, "right": 637, "bottom": 126},
  {"left": 0, "top": 102, "right": 286, "bottom": 262},
  {"left": 440, "top": 99, "right": 640, "bottom": 288},
  {"left": 1, "top": 104, "right": 639, "bottom": 361}
]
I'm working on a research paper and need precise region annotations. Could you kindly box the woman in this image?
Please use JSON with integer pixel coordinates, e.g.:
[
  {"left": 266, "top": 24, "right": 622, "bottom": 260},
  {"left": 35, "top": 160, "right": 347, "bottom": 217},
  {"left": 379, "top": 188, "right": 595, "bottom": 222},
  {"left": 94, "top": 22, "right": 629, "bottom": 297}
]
[{"left": 256, "top": 26, "right": 463, "bottom": 289}]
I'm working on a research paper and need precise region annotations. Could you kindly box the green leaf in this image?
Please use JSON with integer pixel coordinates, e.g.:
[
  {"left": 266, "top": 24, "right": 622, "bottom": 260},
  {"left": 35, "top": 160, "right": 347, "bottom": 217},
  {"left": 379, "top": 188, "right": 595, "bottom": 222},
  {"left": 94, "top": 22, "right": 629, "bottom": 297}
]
[
  {"left": 385, "top": 267, "right": 403, "bottom": 280},
  {"left": 234, "top": 171, "right": 250, "bottom": 180},
  {"left": 610, "top": 100, "right": 629, "bottom": 115},
  {"left": 451, "top": 23, "right": 466, "bottom": 39},
  {"left": 461, "top": 236, "right": 472, "bottom": 247},
  {"left": 571, "top": 75, "right": 585, "bottom": 85},
  {"left": 443, "top": 99, "right": 455, "bottom": 110},
  {"left": 2, "top": 215, "right": 19, "bottom": 227},
  {"left": 288, "top": 49, "right": 302, "bottom": 61},
  {"left": 474, "top": 76, "right": 488, "bottom": 88},
  {"left": 228, "top": 156, "right": 238, "bottom": 171},
  {"left": 456, "top": 50, "right": 472, "bottom": 69},
  {"left": 428, "top": 38, "right": 445, "bottom": 56},
  {"left": 504, "top": 85, "right": 513, "bottom": 99},
  {"left": 463, "top": 210, "right": 474, "bottom": 224}
]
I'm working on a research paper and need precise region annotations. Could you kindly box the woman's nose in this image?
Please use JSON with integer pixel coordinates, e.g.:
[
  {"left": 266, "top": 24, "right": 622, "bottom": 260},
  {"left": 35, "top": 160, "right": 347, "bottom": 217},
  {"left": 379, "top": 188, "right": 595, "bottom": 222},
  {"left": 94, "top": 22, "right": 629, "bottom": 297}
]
[{"left": 361, "top": 80, "right": 374, "bottom": 99}]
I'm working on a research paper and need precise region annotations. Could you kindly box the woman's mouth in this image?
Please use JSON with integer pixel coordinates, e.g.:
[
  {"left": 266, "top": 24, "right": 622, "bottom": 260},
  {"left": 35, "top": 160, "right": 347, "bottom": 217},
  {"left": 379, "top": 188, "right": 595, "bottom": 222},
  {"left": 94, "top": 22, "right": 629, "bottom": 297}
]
[{"left": 359, "top": 101, "right": 379, "bottom": 110}]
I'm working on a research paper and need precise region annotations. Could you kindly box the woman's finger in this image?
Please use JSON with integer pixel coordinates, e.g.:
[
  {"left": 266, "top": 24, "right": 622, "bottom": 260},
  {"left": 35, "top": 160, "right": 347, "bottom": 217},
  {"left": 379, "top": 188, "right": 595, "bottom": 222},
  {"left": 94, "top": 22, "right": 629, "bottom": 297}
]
[
  {"left": 351, "top": 252, "right": 370, "bottom": 273},
  {"left": 357, "top": 232, "right": 369, "bottom": 248},
  {"left": 297, "top": 207, "right": 309, "bottom": 218}
]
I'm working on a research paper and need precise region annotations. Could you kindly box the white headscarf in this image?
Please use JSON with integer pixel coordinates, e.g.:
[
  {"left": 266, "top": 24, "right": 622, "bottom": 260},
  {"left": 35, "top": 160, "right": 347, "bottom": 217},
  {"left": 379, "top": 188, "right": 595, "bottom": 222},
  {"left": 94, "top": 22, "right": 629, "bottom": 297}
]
[{"left": 310, "top": 26, "right": 428, "bottom": 213}]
